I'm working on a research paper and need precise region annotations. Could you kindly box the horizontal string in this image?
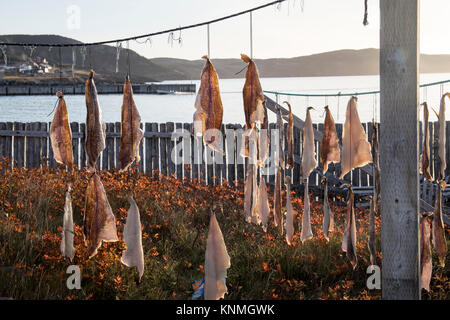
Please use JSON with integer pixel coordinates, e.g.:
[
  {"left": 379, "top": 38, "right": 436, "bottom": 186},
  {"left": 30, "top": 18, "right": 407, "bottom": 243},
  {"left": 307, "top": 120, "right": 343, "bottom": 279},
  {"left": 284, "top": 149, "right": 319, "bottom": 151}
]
[
  {"left": 264, "top": 79, "right": 450, "bottom": 97},
  {"left": 0, "top": 0, "right": 286, "bottom": 47}
]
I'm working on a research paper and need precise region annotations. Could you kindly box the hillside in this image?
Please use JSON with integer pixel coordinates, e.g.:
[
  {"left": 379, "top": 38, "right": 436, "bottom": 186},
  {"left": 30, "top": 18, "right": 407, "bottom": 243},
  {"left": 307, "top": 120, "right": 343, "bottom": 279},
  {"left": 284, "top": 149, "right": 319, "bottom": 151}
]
[{"left": 1, "top": 35, "right": 450, "bottom": 84}]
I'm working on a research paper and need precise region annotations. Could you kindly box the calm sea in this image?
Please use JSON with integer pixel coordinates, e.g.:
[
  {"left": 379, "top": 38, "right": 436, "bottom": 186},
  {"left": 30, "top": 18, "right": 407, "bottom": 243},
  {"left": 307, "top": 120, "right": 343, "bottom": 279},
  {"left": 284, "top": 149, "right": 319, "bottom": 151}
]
[{"left": 1, "top": 73, "right": 449, "bottom": 124}]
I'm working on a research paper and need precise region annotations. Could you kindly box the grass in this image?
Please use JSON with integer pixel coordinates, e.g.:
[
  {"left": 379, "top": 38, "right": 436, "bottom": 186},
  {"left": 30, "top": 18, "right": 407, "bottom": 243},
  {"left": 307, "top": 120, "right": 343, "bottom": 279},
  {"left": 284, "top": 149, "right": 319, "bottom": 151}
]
[{"left": 0, "top": 161, "right": 448, "bottom": 300}]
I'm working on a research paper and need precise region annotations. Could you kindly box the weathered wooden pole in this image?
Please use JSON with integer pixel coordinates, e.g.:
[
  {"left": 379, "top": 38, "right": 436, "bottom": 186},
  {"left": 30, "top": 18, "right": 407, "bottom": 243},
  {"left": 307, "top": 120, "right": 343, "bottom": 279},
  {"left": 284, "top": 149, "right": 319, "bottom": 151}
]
[{"left": 380, "top": 0, "right": 420, "bottom": 299}]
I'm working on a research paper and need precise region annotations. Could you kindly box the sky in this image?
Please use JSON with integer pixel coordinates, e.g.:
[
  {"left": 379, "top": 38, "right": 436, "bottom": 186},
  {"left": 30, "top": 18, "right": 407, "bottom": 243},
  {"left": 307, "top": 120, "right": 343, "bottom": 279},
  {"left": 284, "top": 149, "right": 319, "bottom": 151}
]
[{"left": 0, "top": 0, "right": 449, "bottom": 60}]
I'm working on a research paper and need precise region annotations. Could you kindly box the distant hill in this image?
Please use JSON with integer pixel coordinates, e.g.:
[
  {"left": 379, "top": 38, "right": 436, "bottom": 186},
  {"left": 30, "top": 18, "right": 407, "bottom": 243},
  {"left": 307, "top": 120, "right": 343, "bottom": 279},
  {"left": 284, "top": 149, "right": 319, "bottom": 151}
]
[{"left": 1, "top": 35, "right": 450, "bottom": 84}]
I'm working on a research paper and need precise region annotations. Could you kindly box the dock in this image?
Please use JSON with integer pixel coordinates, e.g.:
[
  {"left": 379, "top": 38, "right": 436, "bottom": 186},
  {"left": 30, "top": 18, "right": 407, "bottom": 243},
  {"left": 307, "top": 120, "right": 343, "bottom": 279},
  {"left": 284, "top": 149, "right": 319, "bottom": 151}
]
[{"left": 0, "top": 83, "right": 196, "bottom": 96}]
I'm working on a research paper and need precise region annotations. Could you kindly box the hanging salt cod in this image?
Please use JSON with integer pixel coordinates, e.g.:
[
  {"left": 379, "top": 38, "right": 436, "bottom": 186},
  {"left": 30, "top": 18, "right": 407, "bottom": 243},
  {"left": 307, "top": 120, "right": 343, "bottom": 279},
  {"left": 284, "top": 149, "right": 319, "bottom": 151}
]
[
  {"left": 302, "top": 107, "right": 317, "bottom": 179},
  {"left": 204, "top": 213, "right": 231, "bottom": 300},
  {"left": 85, "top": 71, "right": 106, "bottom": 169},
  {"left": 119, "top": 76, "right": 144, "bottom": 171},
  {"left": 285, "top": 101, "right": 294, "bottom": 169},
  {"left": 121, "top": 196, "right": 145, "bottom": 281},
  {"left": 244, "top": 129, "right": 258, "bottom": 223},
  {"left": 256, "top": 176, "right": 270, "bottom": 232},
  {"left": 301, "top": 183, "right": 313, "bottom": 242},
  {"left": 432, "top": 181, "right": 447, "bottom": 267},
  {"left": 436, "top": 93, "right": 450, "bottom": 181},
  {"left": 61, "top": 185, "right": 75, "bottom": 261},
  {"left": 240, "top": 54, "right": 269, "bottom": 163},
  {"left": 50, "top": 91, "right": 74, "bottom": 169},
  {"left": 83, "top": 173, "right": 119, "bottom": 258},
  {"left": 193, "top": 56, "right": 224, "bottom": 153},
  {"left": 322, "top": 178, "right": 334, "bottom": 241},
  {"left": 341, "top": 186, "right": 357, "bottom": 269},
  {"left": 420, "top": 102, "right": 432, "bottom": 181},
  {"left": 321, "top": 106, "right": 340, "bottom": 174},
  {"left": 340, "top": 97, "right": 372, "bottom": 179},
  {"left": 285, "top": 179, "right": 295, "bottom": 245},
  {"left": 273, "top": 107, "right": 284, "bottom": 232},
  {"left": 420, "top": 215, "right": 432, "bottom": 292}
]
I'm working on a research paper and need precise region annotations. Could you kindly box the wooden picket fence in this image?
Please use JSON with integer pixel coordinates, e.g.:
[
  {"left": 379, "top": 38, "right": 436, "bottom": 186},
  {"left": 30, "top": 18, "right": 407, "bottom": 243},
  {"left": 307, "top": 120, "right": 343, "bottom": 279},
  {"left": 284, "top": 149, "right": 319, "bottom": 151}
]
[{"left": 0, "top": 120, "right": 447, "bottom": 188}]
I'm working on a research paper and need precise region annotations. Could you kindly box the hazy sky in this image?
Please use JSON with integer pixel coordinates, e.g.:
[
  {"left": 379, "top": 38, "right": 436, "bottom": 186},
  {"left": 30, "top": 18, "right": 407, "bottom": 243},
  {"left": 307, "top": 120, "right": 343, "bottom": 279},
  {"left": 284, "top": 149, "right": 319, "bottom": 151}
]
[{"left": 0, "top": 0, "right": 448, "bottom": 60}]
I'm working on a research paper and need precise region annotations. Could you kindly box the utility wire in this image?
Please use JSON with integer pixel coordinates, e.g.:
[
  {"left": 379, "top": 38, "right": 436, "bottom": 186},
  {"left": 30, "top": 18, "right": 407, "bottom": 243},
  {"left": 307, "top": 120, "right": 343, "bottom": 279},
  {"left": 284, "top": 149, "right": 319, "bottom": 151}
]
[
  {"left": 264, "top": 79, "right": 450, "bottom": 97},
  {"left": 0, "top": 0, "right": 286, "bottom": 48}
]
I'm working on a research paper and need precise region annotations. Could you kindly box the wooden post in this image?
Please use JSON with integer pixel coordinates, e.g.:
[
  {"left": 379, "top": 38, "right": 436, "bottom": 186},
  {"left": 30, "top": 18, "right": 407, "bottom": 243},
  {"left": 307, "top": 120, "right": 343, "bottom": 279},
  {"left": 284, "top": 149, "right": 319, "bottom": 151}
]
[{"left": 380, "top": 0, "right": 420, "bottom": 299}]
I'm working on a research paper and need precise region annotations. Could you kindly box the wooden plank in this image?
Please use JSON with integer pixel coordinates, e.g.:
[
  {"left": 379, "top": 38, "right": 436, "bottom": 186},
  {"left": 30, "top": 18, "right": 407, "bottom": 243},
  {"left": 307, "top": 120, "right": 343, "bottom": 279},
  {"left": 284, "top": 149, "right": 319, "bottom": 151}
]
[
  {"left": 183, "top": 123, "right": 192, "bottom": 181},
  {"left": 145, "top": 123, "right": 152, "bottom": 174},
  {"left": 166, "top": 122, "right": 175, "bottom": 177},
  {"left": 235, "top": 124, "right": 245, "bottom": 185},
  {"left": 115, "top": 122, "right": 121, "bottom": 170},
  {"left": 175, "top": 123, "right": 183, "bottom": 180},
  {"left": 225, "top": 124, "right": 236, "bottom": 186},
  {"left": 380, "top": 0, "right": 420, "bottom": 299},
  {"left": 70, "top": 122, "right": 79, "bottom": 168},
  {"left": 108, "top": 123, "right": 115, "bottom": 170},
  {"left": 0, "top": 123, "right": 6, "bottom": 163},
  {"left": 221, "top": 124, "right": 227, "bottom": 184},
  {"left": 429, "top": 122, "right": 434, "bottom": 180},
  {"left": 139, "top": 123, "right": 144, "bottom": 172},
  {"left": 152, "top": 123, "right": 159, "bottom": 176},
  {"left": 40, "top": 122, "right": 48, "bottom": 168},
  {"left": 79, "top": 123, "right": 86, "bottom": 169},
  {"left": 159, "top": 123, "right": 167, "bottom": 176},
  {"left": 25, "top": 123, "right": 32, "bottom": 168}
]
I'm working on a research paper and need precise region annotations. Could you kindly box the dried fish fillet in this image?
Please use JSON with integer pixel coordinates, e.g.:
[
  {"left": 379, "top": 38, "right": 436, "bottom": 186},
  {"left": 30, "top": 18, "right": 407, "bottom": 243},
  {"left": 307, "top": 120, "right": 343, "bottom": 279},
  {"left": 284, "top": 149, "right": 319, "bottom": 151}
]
[
  {"left": 121, "top": 196, "right": 145, "bottom": 281},
  {"left": 193, "top": 56, "right": 224, "bottom": 153},
  {"left": 432, "top": 182, "right": 447, "bottom": 267},
  {"left": 204, "top": 213, "right": 231, "bottom": 300},
  {"left": 342, "top": 187, "right": 357, "bottom": 269},
  {"left": 302, "top": 107, "right": 317, "bottom": 179},
  {"left": 420, "top": 215, "right": 432, "bottom": 292},
  {"left": 119, "top": 76, "right": 144, "bottom": 171},
  {"left": 83, "top": 173, "right": 119, "bottom": 258},
  {"left": 273, "top": 166, "right": 283, "bottom": 231},
  {"left": 240, "top": 54, "right": 268, "bottom": 162},
  {"left": 50, "top": 91, "right": 74, "bottom": 169},
  {"left": 243, "top": 165, "right": 254, "bottom": 223},
  {"left": 284, "top": 101, "right": 294, "bottom": 169},
  {"left": 321, "top": 106, "right": 340, "bottom": 174},
  {"left": 340, "top": 97, "right": 372, "bottom": 179},
  {"left": 85, "top": 71, "right": 106, "bottom": 169},
  {"left": 420, "top": 102, "right": 432, "bottom": 181},
  {"left": 322, "top": 179, "right": 334, "bottom": 241},
  {"left": 285, "top": 180, "right": 294, "bottom": 245},
  {"left": 300, "top": 180, "right": 313, "bottom": 242},
  {"left": 436, "top": 93, "right": 450, "bottom": 180},
  {"left": 257, "top": 177, "right": 270, "bottom": 232},
  {"left": 276, "top": 106, "right": 285, "bottom": 169},
  {"left": 61, "top": 185, "right": 75, "bottom": 261}
]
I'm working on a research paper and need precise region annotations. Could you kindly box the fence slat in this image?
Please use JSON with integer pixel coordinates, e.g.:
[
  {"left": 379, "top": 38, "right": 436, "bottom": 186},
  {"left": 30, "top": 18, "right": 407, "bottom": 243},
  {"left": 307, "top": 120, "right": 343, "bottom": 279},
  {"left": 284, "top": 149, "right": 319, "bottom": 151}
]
[
  {"left": 80, "top": 123, "right": 86, "bottom": 169},
  {"left": 225, "top": 124, "right": 236, "bottom": 185},
  {"left": 145, "top": 123, "right": 152, "bottom": 174},
  {"left": 183, "top": 123, "right": 192, "bottom": 182},
  {"left": 176, "top": 123, "right": 183, "bottom": 180},
  {"left": 235, "top": 124, "right": 245, "bottom": 185},
  {"left": 159, "top": 123, "right": 167, "bottom": 176},
  {"left": 70, "top": 122, "right": 79, "bottom": 168},
  {"left": 152, "top": 123, "right": 159, "bottom": 176},
  {"left": 166, "top": 122, "right": 175, "bottom": 177}
]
